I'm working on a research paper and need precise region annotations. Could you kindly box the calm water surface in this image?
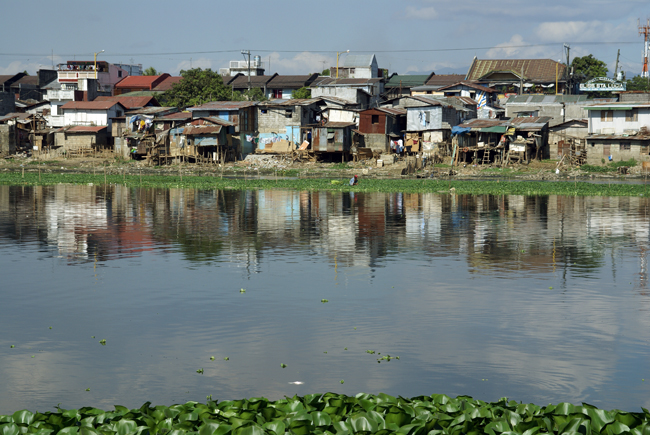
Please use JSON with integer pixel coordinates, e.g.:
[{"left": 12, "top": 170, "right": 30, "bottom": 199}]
[{"left": 0, "top": 184, "right": 649, "bottom": 413}]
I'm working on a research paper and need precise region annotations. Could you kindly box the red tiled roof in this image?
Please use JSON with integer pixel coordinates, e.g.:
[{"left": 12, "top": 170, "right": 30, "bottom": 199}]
[
  {"left": 152, "top": 76, "right": 182, "bottom": 91},
  {"left": 115, "top": 74, "right": 170, "bottom": 90},
  {"left": 94, "top": 96, "right": 159, "bottom": 109},
  {"left": 61, "top": 101, "right": 125, "bottom": 110}
]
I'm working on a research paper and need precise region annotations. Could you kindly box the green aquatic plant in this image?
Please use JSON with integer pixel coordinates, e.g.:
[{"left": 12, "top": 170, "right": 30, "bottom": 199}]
[
  {"left": 2, "top": 172, "right": 649, "bottom": 197},
  {"left": 196, "top": 368, "right": 204, "bottom": 374},
  {"left": 3, "top": 394, "right": 650, "bottom": 435},
  {"left": 99, "top": 339, "right": 106, "bottom": 346},
  {"left": 224, "top": 357, "right": 229, "bottom": 361},
  {"left": 280, "top": 363, "right": 287, "bottom": 368},
  {"left": 210, "top": 356, "right": 215, "bottom": 361},
  {"left": 321, "top": 299, "right": 329, "bottom": 303}
]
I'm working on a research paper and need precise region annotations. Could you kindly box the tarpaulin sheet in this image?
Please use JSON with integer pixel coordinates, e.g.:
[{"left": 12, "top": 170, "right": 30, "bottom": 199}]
[
  {"left": 479, "top": 126, "right": 508, "bottom": 133},
  {"left": 451, "top": 126, "right": 471, "bottom": 136}
]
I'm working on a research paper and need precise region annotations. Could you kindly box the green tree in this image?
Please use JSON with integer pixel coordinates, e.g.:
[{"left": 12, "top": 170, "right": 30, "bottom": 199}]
[
  {"left": 292, "top": 87, "right": 311, "bottom": 99},
  {"left": 626, "top": 75, "right": 650, "bottom": 92},
  {"left": 321, "top": 68, "right": 330, "bottom": 76},
  {"left": 233, "top": 88, "right": 267, "bottom": 102},
  {"left": 571, "top": 54, "right": 608, "bottom": 82},
  {"left": 22, "top": 70, "right": 29, "bottom": 76},
  {"left": 143, "top": 66, "right": 158, "bottom": 76},
  {"left": 160, "top": 68, "right": 232, "bottom": 107}
]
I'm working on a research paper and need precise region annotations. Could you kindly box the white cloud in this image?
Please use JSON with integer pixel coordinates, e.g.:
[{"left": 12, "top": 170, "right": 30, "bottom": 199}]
[
  {"left": 534, "top": 19, "right": 635, "bottom": 43},
  {"left": 266, "top": 52, "right": 334, "bottom": 75},
  {"left": 485, "top": 34, "right": 558, "bottom": 59},
  {"left": 0, "top": 60, "right": 55, "bottom": 75},
  {"left": 404, "top": 6, "right": 437, "bottom": 20}
]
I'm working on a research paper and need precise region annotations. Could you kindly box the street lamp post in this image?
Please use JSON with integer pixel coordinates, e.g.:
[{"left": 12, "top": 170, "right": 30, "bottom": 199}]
[
  {"left": 94, "top": 50, "right": 105, "bottom": 79},
  {"left": 336, "top": 50, "right": 349, "bottom": 79}
]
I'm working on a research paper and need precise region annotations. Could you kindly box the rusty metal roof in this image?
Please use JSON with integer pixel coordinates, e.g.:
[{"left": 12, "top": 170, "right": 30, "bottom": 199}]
[
  {"left": 376, "top": 107, "right": 406, "bottom": 116},
  {"left": 460, "top": 116, "right": 551, "bottom": 131},
  {"left": 115, "top": 74, "right": 170, "bottom": 90},
  {"left": 318, "top": 96, "right": 358, "bottom": 106},
  {"left": 61, "top": 101, "right": 126, "bottom": 110},
  {"left": 321, "top": 121, "right": 356, "bottom": 128},
  {"left": 466, "top": 59, "right": 566, "bottom": 82},
  {"left": 157, "top": 112, "right": 193, "bottom": 121},
  {"left": 189, "top": 101, "right": 258, "bottom": 110},
  {"left": 183, "top": 125, "right": 222, "bottom": 135},
  {"left": 126, "top": 106, "right": 179, "bottom": 115},
  {"left": 198, "top": 116, "right": 235, "bottom": 127}
]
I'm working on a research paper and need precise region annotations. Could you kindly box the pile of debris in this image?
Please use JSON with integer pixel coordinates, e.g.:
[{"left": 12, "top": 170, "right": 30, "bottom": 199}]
[{"left": 242, "top": 154, "right": 292, "bottom": 170}]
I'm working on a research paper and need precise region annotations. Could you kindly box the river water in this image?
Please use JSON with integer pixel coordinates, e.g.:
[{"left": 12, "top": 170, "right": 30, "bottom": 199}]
[{"left": 0, "top": 184, "right": 649, "bottom": 414}]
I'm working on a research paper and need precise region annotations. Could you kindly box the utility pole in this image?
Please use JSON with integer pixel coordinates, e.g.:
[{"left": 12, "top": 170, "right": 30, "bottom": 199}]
[
  {"left": 564, "top": 43, "right": 571, "bottom": 94},
  {"left": 241, "top": 50, "right": 251, "bottom": 91},
  {"left": 639, "top": 19, "right": 650, "bottom": 78},
  {"left": 614, "top": 49, "right": 620, "bottom": 79}
]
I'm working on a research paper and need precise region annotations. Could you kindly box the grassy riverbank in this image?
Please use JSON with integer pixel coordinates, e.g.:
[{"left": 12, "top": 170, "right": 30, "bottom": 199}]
[
  {"left": 0, "top": 394, "right": 646, "bottom": 435},
  {"left": 0, "top": 171, "right": 649, "bottom": 197}
]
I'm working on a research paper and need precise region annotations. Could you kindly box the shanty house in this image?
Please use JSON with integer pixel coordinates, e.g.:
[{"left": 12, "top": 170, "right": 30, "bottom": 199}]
[
  {"left": 584, "top": 102, "right": 650, "bottom": 165},
  {"left": 256, "top": 98, "right": 322, "bottom": 151},
  {"left": 357, "top": 107, "right": 406, "bottom": 152},
  {"left": 54, "top": 125, "right": 108, "bottom": 153},
  {"left": 187, "top": 101, "right": 257, "bottom": 156},
  {"left": 549, "top": 119, "right": 588, "bottom": 162},
  {"left": 120, "top": 107, "right": 180, "bottom": 159},
  {"left": 176, "top": 117, "right": 235, "bottom": 163},
  {"left": 411, "top": 74, "right": 466, "bottom": 95}
]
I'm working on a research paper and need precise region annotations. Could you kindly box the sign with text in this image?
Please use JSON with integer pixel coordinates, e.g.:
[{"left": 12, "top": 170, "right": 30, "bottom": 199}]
[{"left": 579, "top": 77, "right": 626, "bottom": 92}]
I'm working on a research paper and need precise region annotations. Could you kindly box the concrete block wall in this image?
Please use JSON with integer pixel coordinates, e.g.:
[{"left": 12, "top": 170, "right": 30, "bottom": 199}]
[
  {"left": 0, "top": 92, "right": 15, "bottom": 116},
  {"left": 258, "top": 107, "right": 299, "bottom": 133},
  {"left": 0, "top": 124, "right": 16, "bottom": 155}
]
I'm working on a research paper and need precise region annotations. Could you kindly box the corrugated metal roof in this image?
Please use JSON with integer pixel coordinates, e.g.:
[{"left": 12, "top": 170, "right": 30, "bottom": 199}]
[
  {"left": 183, "top": 125, "right": 222, "bottom": 135},
  {"left": 585, "top": 102, "right": 650, "bottom": 109},
  {"left": 126, "top": 107, "right": 178, "bottom": 115},
  {"left": 61, "top": 101, "right": 125, "bottom": 110},
  {"left": 588, "top": 134, "right": 650, "bottom": 140},
  {"left": 407, "top": 95, "right": 444, "bottom": 106},
  {"left": 0, "top": 113, "right": 22, "bottom": 123},
  {"left": 260, "top": 98, "right": 321, "bottom": 107},
  {"left": 467, "top": 59, "right": 566, "bottom": 82},
  {"left": 318, "top": 96, "right": 358, "bottom": 106},
  {"left": 342, "top": 54, "right": 376, "bottom": 67},
  {"left": 322, "top": 121, "right": 355, "bottom": 128},
  {"left": 385, "top": 74, "right": 430, "bottom": 88},
  {"left": 200, "top": 116, "right": 235, "bottom": 127},
  {"left": 65, "top": 126, "right": 107, "bottom": 133},
  {"left": 226, "top": 74, "right": 275, "bottom": 88},
  {"left": 157, "top": 112, "right": 193, "bottom": 121},
  {"left": 459, "top": 116, "right": 550, "bottom": 131},
  {"left": 189, "top": 101, "right": 258, "bottom": 110}
]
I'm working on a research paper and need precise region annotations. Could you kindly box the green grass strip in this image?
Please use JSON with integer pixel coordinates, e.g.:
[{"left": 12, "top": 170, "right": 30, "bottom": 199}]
[
  {"left": 0, "top": 172, "right": 648, "bottom": 197},
  {"left": 0, "top": 394, "right": 647, "bottom": 435}
]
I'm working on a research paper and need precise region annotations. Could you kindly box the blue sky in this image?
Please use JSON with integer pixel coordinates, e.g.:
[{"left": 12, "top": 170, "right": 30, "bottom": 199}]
[{"left": 1, "top": 0, "right": 648, "bottom": 79}]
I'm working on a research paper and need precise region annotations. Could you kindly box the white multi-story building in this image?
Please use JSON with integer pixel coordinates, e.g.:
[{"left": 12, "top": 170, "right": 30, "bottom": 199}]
[
  {"left": 56, "top": 61, "right": 128, "bottom": 93},
  {"left": 585, "top": 102, "right": 650, "bottom": 164},
  {"left": 219, "top": 56, "right": 265, "bottom": 77}
]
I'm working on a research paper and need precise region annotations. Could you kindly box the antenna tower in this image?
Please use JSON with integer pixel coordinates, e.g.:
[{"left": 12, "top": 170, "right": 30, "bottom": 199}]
[{"left": 640, "top": 19, "right": 650, "bottom": 78}]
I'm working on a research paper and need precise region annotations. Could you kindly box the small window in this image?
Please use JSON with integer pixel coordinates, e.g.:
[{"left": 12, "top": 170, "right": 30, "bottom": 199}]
[
  {"left": 601, "top": 110, "right": 613, "bottom": 122},
  {"left": 118, "top": 71, "right": 122, "bottom": 78},
  {"left": 285, "top": 109, "right": 292, "bottom": 118},
  {"left": 116, "top": 110, "right": 123, "bottom": 117},
  {"left": 620, "top": 142, "right": 631, "bottom": 151},
  {"left": 371, "top": 114, "right": 379, "bottom": 124},
  {"left": 626, "top": 110, "right": 638, "bottom": 122},
  {"left": 261, "top": 109, "right": 267, "bottom": 114}
]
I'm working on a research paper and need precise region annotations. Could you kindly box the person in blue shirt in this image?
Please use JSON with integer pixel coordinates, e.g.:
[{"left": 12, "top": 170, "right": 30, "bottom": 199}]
[{"left": 349, "top": 175, "right": 358, "bottom": 186}]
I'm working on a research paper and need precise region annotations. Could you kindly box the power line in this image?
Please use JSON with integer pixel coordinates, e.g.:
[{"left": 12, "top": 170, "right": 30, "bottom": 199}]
[{"left": 0, "top": 41, "right": 642, "bottom": 58}]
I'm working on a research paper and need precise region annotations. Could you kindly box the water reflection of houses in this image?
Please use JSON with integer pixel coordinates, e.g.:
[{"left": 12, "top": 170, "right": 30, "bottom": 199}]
[{"left": 2, "top": 186, "right": 650, "bottom": 286}]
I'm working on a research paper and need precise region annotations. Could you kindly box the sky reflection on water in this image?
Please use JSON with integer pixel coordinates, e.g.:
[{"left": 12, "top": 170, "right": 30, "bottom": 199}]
[{"left": 0, "top": 184, "right": 649, "bottom": 414}]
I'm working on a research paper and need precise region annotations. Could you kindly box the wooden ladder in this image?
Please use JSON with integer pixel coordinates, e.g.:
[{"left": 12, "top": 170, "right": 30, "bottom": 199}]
[{"left": 481, "top": 148, "right": 490, "bottom": 165}]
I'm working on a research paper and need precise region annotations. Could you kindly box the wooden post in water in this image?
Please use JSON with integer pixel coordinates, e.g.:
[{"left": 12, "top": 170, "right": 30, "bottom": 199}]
[
  {"left": 104, "top": 164, "right": 107, "bottom": 185},
  {"left": 22, "top": 166, "right": 24, "bottom": 178},
  {"left": 180, "top": 167, "right": 182, "bottom": 183},
  {"left": 38, "top": 166, "right": 41, "bottom": 182}
]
